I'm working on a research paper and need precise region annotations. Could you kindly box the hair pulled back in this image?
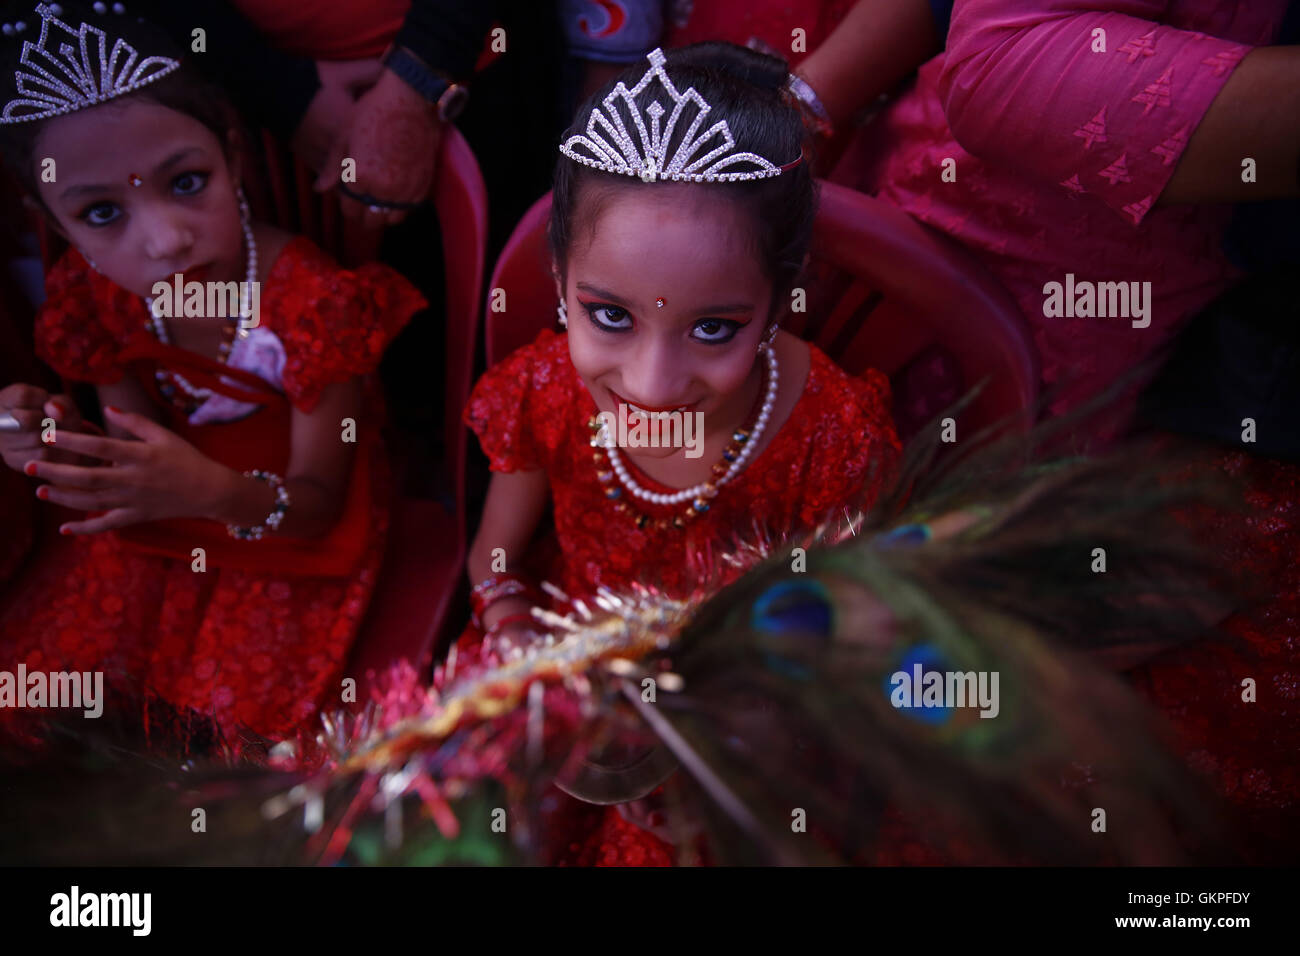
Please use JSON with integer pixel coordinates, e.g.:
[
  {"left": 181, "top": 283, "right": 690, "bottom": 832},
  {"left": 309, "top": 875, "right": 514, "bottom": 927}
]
[
  {"left": 549, "top": 42, "right": 816, "bottom": 310},
  {"left": 0, "top": 1, "right": 239, "bottom": 202}
]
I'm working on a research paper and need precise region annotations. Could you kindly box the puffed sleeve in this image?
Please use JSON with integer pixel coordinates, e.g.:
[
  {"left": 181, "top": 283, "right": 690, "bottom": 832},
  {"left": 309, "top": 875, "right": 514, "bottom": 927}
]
[
  {"left": 463, "top": 329, "right": 566, "bottom": 474},
  {"left": 272, "top": 247, "right": 427, "bottom": 412},
  {"left": 938, "top": 0, "right": 1272, "bottom": 225},
  {"left": 33, "top": 251, "right": 129, "bottom": 384},
  {"left": 798, "top": 358, "right": 902, "bottom": 528}
]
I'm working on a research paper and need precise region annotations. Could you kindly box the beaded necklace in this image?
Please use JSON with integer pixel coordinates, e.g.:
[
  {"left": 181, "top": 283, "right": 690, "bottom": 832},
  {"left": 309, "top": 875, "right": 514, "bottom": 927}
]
[{"left": 588, "top": 343, "right": 779, "bottom": 531}]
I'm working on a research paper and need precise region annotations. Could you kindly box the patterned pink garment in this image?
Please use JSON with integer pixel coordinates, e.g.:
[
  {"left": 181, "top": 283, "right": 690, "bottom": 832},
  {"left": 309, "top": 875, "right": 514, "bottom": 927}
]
[{"left": 843, "top": 0, "right": 1290, "bottom": 429}]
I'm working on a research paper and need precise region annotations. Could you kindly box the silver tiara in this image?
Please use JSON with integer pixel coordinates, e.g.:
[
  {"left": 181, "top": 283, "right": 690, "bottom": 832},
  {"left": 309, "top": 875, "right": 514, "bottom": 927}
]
[
  {"left": 0, "top": 3, "right": 180, "bottom": 125},
  {"left": 559, "top": 47, "right": 798, "bottom": 183}
]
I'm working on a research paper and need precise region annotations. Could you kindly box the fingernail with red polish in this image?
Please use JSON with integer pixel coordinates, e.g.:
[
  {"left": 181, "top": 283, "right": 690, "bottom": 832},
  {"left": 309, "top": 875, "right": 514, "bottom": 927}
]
[
  {"left": 36, "top": 485, "right": 49, "bottom": 500},
  {"left": 24, "top": 461, "right": 38, "bottom": 476},
  {"left": 59, "top": 525, "right": 70, "bottom": 535},
  {"left": 105, "top": 405, "right": 121, "bottom": 414}
]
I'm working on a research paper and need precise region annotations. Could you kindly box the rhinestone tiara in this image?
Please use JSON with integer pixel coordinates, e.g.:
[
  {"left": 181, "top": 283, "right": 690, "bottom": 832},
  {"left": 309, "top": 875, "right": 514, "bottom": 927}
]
[
  {"left": 558, "top": 47, "right": 801, "bottom": 184},
  {"left": 1, "top": 3, "right": 180, "bottom": 125}
]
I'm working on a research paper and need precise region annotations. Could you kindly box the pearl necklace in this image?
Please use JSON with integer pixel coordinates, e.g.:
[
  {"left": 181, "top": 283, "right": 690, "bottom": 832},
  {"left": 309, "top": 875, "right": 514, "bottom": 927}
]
[
  {"left": 599, "top": 341, "right": 779, "bottom": 516},
  {"left": 143, "top": 201, "right": 258, "bottom": 411}
]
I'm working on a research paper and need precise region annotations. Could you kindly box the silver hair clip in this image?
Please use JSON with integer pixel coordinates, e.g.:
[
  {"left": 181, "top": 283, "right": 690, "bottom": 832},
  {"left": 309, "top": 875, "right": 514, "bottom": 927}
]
[
  {"left": 559, "top": 47, "right": 801, "bottom": 184},
  {"left": 1, "top": 2, "right": 178, "bottom": 125}
]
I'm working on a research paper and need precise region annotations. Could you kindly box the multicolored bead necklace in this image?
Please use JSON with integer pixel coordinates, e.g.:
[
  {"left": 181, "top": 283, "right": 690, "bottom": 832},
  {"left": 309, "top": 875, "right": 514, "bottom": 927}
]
[{"left": 588, "top": 342, "right": 779, "bottom": 531}]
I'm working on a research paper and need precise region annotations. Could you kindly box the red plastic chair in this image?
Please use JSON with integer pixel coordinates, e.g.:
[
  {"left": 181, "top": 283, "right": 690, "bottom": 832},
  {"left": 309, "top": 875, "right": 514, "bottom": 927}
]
[
  {"left": 486, "top": 181, "right": 1037, "bottom": 438},
  {"left": 342, "top": 127, "right": 488, "bottom": 690}
]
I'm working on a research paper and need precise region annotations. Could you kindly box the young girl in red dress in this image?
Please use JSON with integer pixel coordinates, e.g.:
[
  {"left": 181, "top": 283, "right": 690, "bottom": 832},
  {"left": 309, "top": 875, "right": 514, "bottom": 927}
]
[
  {"left": 0, "top": 3, "right": 424, "bottom": 743},
  {"left": 455, "top": 43, "right": 901, "bottom": 863}
]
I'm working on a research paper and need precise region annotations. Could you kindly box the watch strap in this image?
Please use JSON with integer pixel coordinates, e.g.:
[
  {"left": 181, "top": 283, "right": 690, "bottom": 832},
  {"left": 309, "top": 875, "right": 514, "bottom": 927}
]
[{"left": 382, "top": 44, "right": 462, "bottom": 114}]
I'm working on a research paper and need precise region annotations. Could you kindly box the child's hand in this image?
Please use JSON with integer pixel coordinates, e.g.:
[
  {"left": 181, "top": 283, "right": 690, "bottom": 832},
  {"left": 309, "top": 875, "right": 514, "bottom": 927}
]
[
  {"left": 22, "top": 406, "right": 235, "bottom": 535},
  {"left": 481, "top": 596, "right": 543, "bottom": 654},
  {"left": 0, "top": 385, "right": 87, "bottom": 470}
]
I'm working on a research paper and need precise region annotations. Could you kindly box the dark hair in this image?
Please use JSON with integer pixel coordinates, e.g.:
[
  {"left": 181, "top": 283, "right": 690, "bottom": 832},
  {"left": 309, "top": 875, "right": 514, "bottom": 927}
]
[
  {"left": 0, "top": 1, "right": 240, "bottom": 205},
  {"left": 549, "top": 42, "right": 816, "bottom": 312}
]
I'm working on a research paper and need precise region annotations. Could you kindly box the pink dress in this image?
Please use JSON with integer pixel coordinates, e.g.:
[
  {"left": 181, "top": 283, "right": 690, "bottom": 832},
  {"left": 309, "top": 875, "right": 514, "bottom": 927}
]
[{"left": 841, "top": 0, "right": 1290, "bottom": 429}]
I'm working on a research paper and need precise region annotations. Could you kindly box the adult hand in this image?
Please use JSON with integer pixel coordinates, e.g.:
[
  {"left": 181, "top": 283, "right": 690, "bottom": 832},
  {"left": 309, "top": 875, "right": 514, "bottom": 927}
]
[
  {"left": 23, "top": 406, "right": 235, "bottom": 534},
  {"left": 314, "top": 68, "right": 442, "bottom": 227},
  {"left": 0, "top": 384, "right": 87, "bottom": 470},
  {"left": 291, "top": 58, "right": 385, "bottom": 173}
]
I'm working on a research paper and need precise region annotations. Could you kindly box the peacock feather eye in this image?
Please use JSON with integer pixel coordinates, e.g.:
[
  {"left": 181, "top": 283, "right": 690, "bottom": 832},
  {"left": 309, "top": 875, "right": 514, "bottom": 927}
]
[
  {"left": 886, "top": 643, "right": 954, "bottom": 725},
  {"left": 750, "top": 579, "right": 834, "bottom": 637}
]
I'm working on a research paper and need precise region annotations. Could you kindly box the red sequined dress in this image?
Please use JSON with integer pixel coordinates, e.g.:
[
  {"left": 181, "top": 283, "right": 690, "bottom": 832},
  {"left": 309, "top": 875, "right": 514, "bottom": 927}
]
[
  {"left": 458, "top": 327, "right": 902, "bottom": 864},
  {"left": 0, "top": 239, "right": 425, "bottom": 742}
]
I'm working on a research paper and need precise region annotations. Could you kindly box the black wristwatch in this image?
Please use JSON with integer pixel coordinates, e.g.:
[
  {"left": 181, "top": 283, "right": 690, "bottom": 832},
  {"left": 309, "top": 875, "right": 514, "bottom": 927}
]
[{"left": 381, "top": 44, "right": 470, "bottom": 122}]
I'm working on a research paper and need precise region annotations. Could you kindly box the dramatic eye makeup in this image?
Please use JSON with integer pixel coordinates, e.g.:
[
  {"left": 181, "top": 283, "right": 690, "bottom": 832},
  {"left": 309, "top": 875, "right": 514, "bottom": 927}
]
[
  {"left": 575, "top": 279, "right": 754, "bottom": 345},
  {"left": 580, "top": 302, "right": 747, "bottom": 344},
  {"left": 691, "top": 317, "right": 745, "bottom": 344},
  {"left": 582, "top": 302, "right": 634, "bottom": 332}
]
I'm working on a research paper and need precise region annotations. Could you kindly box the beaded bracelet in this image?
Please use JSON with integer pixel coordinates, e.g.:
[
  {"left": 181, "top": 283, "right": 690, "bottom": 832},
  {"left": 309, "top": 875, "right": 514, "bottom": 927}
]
[
  {"left": 226, "top": 470, "right": 290, "bottom": 540},
  {"left": 470, "top": 573, "right": 539, "bottom": 630}
]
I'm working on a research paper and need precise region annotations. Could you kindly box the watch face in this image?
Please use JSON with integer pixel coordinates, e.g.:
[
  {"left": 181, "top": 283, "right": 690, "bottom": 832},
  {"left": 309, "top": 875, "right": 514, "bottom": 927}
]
[{"left": 439, "top": 84, "right": 470, "bottom": 122}]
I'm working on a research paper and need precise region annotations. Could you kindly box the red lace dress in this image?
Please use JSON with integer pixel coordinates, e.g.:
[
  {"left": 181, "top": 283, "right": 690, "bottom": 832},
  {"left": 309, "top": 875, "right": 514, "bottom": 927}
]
[
  {"left": 0, "top": 239, "right": 425, "bottom": 743},
  {"left": 459, "top": 327, "right": 901, "bottom": 864},
  {"left": 466, "top": 329, "right": 899, "bottom": 602}
]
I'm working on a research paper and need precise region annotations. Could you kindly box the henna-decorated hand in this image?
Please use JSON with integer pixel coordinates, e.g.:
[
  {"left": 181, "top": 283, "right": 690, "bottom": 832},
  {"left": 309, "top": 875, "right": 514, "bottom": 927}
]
[
  {"left": 314, "top": 68, "right": 442, "bottom": 226},
  {"left": 292, "top": 58, "right": 385, "bottom": 173}
]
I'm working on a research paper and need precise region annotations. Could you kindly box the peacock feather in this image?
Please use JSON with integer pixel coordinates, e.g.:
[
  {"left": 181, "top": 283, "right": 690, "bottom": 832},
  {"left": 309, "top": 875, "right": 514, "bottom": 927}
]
[{"left": 0, "top": 410, "right": 1249, "bottom": 866}]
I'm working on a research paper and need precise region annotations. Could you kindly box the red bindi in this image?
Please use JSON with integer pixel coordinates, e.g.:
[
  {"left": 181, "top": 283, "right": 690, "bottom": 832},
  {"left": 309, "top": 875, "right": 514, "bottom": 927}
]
[
  {"left": 127, "top": 173, "right": 143, "bottom": 187},
  {"left": 655, "top": 297, "right": 666, "bottom": 309}
]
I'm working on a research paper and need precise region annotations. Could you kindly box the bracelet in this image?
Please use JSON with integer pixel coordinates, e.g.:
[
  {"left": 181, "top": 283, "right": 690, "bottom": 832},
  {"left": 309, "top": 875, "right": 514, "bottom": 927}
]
[
  {"left": 336, "top": 182, "right": 424, "bottom": 211},
  {"left": 381, "top": 43, "right": 470, "bottom": 121},
  {"left": 470, "top": 573, "right": 539, "bottom": 629},
  {"left": 484, "top": 612, "right": 535, "bottom": 638},
  {"left": 226, "top": 470, "right": 290, "bottom": 540},
  {"left": 786, "top": 72, "right": 834, "bottom": 138}
]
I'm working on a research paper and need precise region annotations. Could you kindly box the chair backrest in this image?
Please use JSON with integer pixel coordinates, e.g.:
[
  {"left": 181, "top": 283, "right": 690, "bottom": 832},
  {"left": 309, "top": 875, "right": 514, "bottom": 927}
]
[
  {"left": 428, "top": 126, "right": 489, "bottom": 543},
  {"left": 233, "top": 129, "right": 491, "bottom": 510},
  {"left": 241, "top": 129, "right": 383, "bottom": 268},
  {"left": 334, "top": 127, "right": 487, "bottom": 686},
  {"left": 485, "top": 182, "right": 1038, "bottom": 439}
]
